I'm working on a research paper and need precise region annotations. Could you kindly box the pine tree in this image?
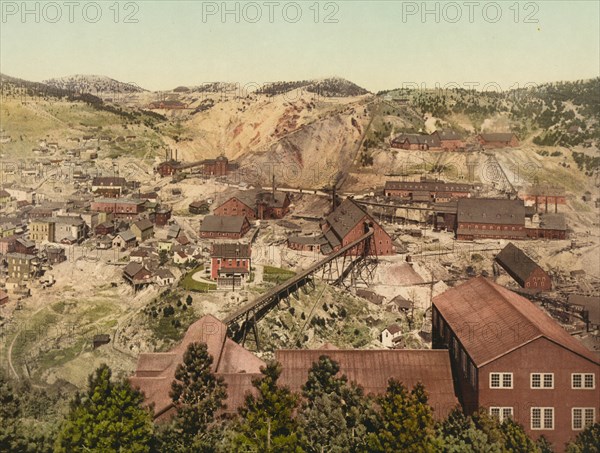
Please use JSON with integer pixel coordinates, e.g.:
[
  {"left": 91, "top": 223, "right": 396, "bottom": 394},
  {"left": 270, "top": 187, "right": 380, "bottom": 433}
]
[
  {"left": 55, "top": 364, "right": 154, "bottom": 452},
  {"left": 0, "top": 371, "right": 23, "bottom": 451},
  {"left": 164, "top": 341, "right": 228, "bottom": 452},
  {"left": 566, "top": 423, "right": 600, "bottom": 453},
  {"left": 232, "top": 361, "right": 301, "bottom": 452},
  {"left": 298, "top": 355, "right": 369, "bottom": 453},
  {"left": 366, "top": 380, "right": 439, "bottom": 453}
]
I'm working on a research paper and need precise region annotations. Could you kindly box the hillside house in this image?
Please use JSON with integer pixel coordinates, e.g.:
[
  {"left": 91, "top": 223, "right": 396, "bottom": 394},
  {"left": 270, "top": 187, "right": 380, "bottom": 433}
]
[
  {"left": 432, "top": 277, "right": 599, "bottom": 449},
  {"left": 381, "top": 324, "right": 402, "bottom": 348},
  {"left": 154, "top": 268, "right": 175, "bottom": 286},
  {"left": 113, "top": 230, "right": 137, "bottom": 249},
  {"left": 7, "top": 253, "right": 38, "bottom": 281},
  {"left": 123, "top": 262, "right": 153, "bottom": 288},
  {"left": 189, "top": 200, "right": 209, "bottom": 215},
  {"left": 199, "top": 216, "right": 251, "bottom": 239},
  {"left": 131, "top": 219, "right": 154, "bottom": 242},
  {"left": 495, "top": 243, "right": 552, "bottom": 292}
]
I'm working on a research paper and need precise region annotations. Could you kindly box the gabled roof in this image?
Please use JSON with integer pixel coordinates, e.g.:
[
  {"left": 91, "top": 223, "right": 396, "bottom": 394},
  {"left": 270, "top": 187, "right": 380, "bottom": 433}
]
[
  {"left": 130, "top": 315, "right": 265, "bottom": 419},
  {"left": 433, "top": 277, "right": 599, "bottom": 366},
  {"left": 276, "top": 349, "right": 458, "bottom": 419},
  {"left": 539, "top": 213, "right": 567, "bottom": 231},
  {"left": 115, "top": 230, "right": 136, "bottom": 242},
  {"left": 123, "top": 261, "right": 144, "bottom": 278},
  {"left": 457, "top": 198, "right": 525, "bottom": 225},
  {"left": 200, "top": 215, "right": 248, "bottom": 233},
  {"left": 133, "top": 219, "right": 154, "bottom": 232},
  {"left": 325, "top": 199, "right": 369, "bottom": 240},
  {"left": 495, "top": 243, "right": 544, "bottom": 282},
  {"left": 385, "top": 324, "right": 402, "bottom": 335},
  {"left": 433, "top": 130, "right": 463, "bottom": 141}
]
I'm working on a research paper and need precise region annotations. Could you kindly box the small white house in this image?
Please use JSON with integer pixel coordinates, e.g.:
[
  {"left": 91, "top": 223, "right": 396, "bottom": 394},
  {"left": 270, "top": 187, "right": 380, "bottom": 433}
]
[
  {"left": 381, "top": 324, "right": 402, "bottom": 348},
  {"left": 155, "top": 269, "right": 175, "bottom": 286}
]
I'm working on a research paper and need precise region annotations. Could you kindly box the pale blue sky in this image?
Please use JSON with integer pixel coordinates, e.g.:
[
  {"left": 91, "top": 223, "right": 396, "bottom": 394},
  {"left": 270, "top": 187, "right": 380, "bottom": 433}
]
[{"left": 1, "top": 1, "right": 598, "bottom": 91}]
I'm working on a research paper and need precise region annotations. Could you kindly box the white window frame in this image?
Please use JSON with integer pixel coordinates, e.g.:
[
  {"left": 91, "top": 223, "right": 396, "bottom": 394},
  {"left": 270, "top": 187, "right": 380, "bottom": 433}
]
[
  {"left": 572, "top": 408, "right": 596, "bottom": 431},
  {"left": 572, "top": 373, "right": 596, "bottom": 389},
  {"left": 490, "top": 407, "right": 513, "bottom": 422},
  {"left": 530, "top": 373, "right": 554, "bottom": 389},
  {"left": 490, "top": 372, "right": 513, "bottom": 389},
  {"left": 531, "top": 407, "right": 554, "bottom": 430}
]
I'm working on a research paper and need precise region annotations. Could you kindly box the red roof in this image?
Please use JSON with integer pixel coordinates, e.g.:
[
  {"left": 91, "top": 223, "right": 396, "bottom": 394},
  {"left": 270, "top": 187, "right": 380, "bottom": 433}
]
[
  {"left": 275, "top": 349, "right": 458, "bottom": 419},
  {"left": 433, "top": 277, "right": 600, "bottom": 367},
  {"left": 130, "top": 315, "right": 265, "bottom": 420}
]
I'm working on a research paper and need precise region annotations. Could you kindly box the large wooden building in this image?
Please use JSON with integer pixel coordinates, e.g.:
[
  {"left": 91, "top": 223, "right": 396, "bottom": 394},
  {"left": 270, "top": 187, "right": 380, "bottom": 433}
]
[
  {"left": 199, "top": 215, "right": 251, "bottom": 239},
  {"left": 495, "top": 243, "right": 552, "bottom": 292},
  {"left": 432, "top": 277, "right": 599, "bottom": 450},
  {"left": 456, "top": 198, "right": 527, "bottom": 240},
  {"left": 320, "top": 199, "right": 394, "bottom": 256},
  {"left": 384, "top": 179, "right": 475, "bottom": 202}
]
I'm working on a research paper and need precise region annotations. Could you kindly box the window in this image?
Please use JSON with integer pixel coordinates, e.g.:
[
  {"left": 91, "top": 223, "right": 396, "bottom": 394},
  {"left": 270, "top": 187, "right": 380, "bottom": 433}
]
[
  {"left": 531, "top": 407, "right": 554, "bottom": 430},
  {"left": 490, "top": 407, "right": 513, "bottom": 422},
  {"left": 572, "top": 373, "right": 595, "bottom": 389},
  {"left": 572, "top": 408, "right": 596, "bottom": 430},
  {"left": 490, "top": 372, "right": 513, "bottom": 389},
  {"left": 531, "top": 373, "right": 553, "bottom": 388}
]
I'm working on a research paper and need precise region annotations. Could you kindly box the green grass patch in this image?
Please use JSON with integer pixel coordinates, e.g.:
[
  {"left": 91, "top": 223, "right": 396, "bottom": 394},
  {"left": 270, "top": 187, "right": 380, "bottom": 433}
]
[
  {"left": 179, "top": 266, "right": 216, "bottom": 292},
  {"left": 263, "top": 265, "right": 296, "bottom": 284}
]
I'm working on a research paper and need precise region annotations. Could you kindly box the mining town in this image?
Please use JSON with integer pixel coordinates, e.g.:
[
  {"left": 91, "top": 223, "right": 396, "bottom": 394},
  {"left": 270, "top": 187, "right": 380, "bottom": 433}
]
[{"left": 1, "top": 3, "right": 599, "bottom": 451}]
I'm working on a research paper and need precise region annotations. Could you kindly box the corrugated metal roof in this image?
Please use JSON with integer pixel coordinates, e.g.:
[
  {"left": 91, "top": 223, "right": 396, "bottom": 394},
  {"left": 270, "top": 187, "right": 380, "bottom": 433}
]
[
  {"left": 275, "top": 349, "right": 458, "bottom": 419},
  {"left": 433, "top": 277, "right": 600, "bottom": 367},
  {"left": 325, "top": 199, "right": 368, "bottom": 240}
]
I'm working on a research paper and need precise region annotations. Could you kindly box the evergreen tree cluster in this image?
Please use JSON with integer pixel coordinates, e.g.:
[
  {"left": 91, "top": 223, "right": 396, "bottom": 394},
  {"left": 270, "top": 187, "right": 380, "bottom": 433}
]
[{"left": 2, "top": 345, "right": 599, "bottom": 452}]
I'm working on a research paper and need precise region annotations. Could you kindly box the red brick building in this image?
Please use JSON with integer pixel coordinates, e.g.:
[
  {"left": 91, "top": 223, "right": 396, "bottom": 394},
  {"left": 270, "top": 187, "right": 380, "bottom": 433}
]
[
  {"left": 456, "top": 198, "right": 526, "bottom": 240},
  {"left": 214, "top": 196, "right": 257, "bottom": 221},
  {"left": 91, "top": 198, "right": 146, "bottom": 220},
  {"left": 199, "top": 215, "right": 250, "bottom": 239},
  {"left": 526, "top": 214, "right": 568, "bottom": 240},
  {"left": 384, "top": 179, "right": 475, "bottom": 202},
  {"left": 431, "top": 130, "right": 466, "bottom": 151},
  {"left": 495, "top": 243, "right": 552, "bottom": 292},
  {"left": 214, "top": 189, "right": 291, "bottom": 220},
  {"left": 210, "top": 243, "right": 251, "bottom": 283},
  {"left": 432, "top": 277, "right": 599, "bottom": 451},
  {"left": 477, "top": 133, "right": 519, "bottom": 148},
  {"left": 320, "top": 199, "right": 393, "bottom": 256}
]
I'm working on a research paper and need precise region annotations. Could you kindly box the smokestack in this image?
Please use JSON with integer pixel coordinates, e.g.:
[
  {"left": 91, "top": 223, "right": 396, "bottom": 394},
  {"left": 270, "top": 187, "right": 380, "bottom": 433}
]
[
  {"left": 165, "top": 150, "right": 168, "bottom": 162},
  {"left": 272, "top": 173, "right": 275, "bottom": 199},
  {"left": 175, "top": 149, "right": 178, "bottom": 162}
]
